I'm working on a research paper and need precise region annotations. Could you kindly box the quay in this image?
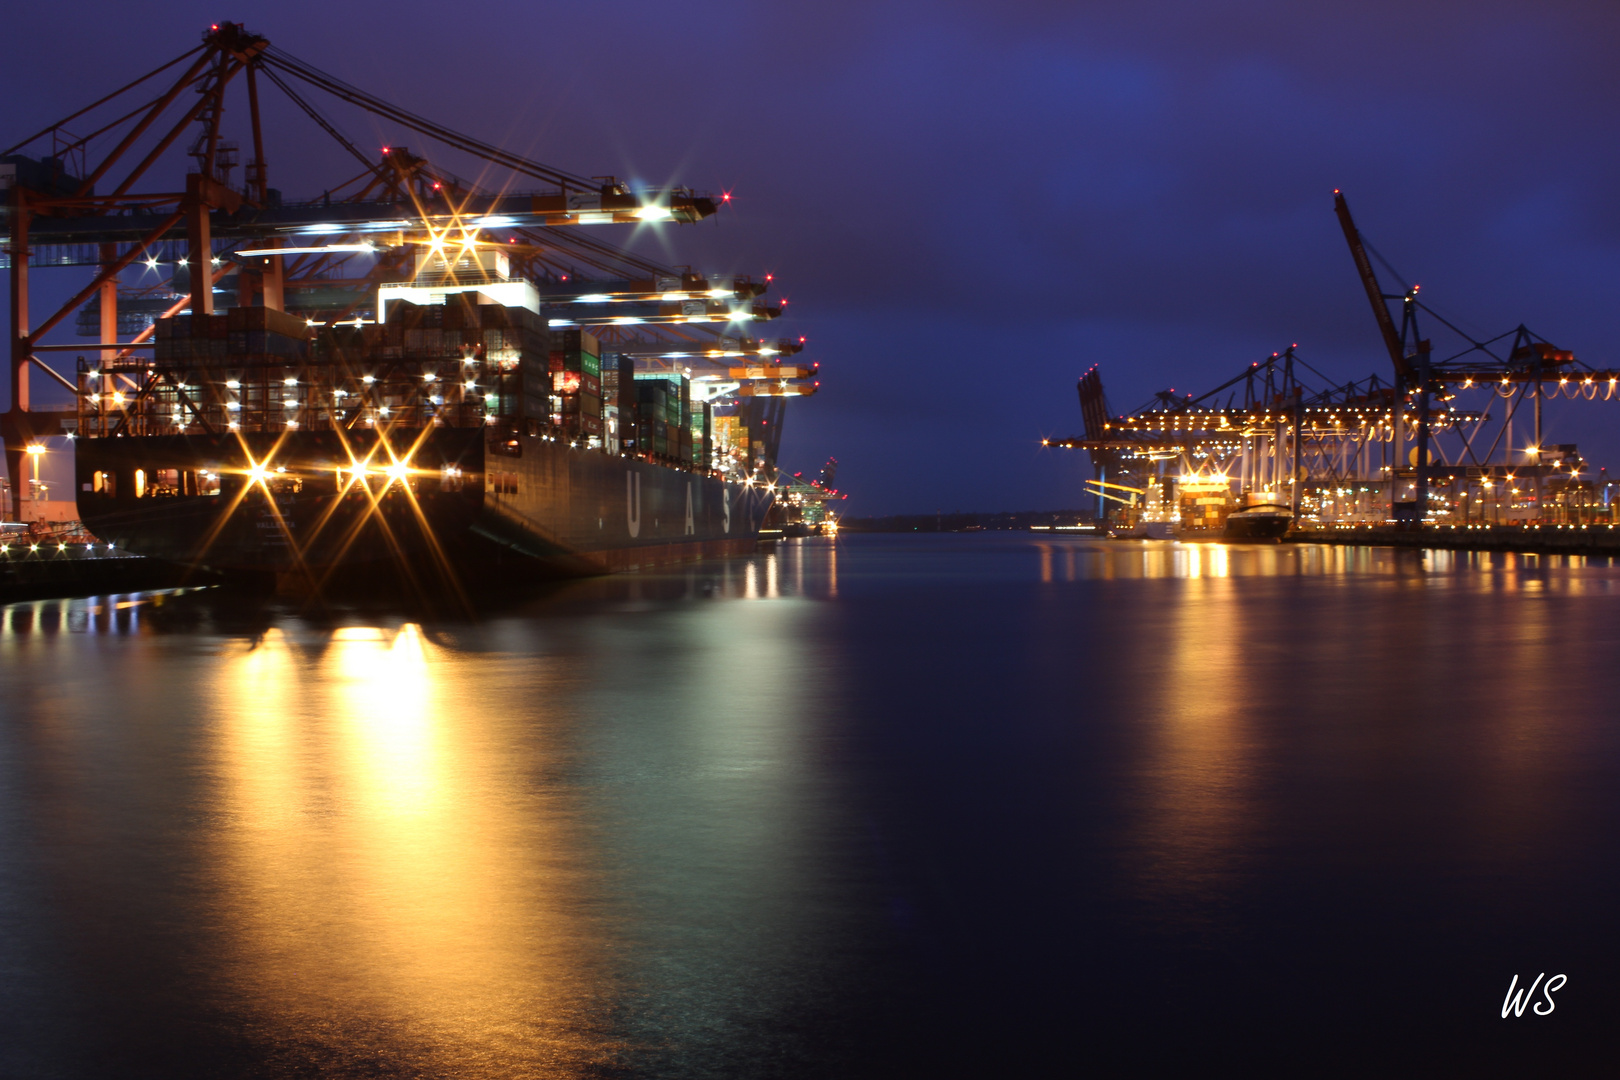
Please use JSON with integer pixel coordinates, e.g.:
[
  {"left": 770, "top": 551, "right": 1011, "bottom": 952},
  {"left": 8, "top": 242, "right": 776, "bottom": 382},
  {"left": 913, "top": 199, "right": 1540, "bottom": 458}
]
[
  {"left": 1287, "top": 522, "right": 1620, "bottom": 557},
  {"left": 0, "top": 544, "right": 201, "bottom": 602}
]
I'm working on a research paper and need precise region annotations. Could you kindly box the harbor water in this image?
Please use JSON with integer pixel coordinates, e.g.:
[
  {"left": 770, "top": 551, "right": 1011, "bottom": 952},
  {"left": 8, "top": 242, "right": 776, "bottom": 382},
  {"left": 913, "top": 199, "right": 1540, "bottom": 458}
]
[{"left": 0, "top": 534, "right": 1615, "bottom": 1075}]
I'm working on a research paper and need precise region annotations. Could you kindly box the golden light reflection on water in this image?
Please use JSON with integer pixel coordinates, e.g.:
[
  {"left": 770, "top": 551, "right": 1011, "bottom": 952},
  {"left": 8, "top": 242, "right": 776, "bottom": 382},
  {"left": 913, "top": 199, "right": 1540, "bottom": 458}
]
[
  {"left": 209, "top": 623, "right": 618, "bottom": 1073},
  {"left": 1, "top": 538, "right": 1617, "bottom": 1072},
  {"left": 1095, "top": 538, "right": 1605, "bottom": 940},
  {"left": 0, "top": 568, "right": 844, "bottom": 1073},
  {"left": 1026, "top": 539, "right": 1620, "bottom": 586},
  {"left": 1121, "top": 577, "right": 1257, "bottom": 930}
]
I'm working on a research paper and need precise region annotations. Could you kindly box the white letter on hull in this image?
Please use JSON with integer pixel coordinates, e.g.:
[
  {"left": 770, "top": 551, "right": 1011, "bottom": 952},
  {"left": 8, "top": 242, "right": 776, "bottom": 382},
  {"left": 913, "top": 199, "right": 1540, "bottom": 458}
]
[
  {"left": 627, "top": 471, "right": 641, "bottom": 538},
  {"left": 722, "top": 488, "right": 731, "bottom": 533},
  {"left": 686, "top": 483, "right": 695, "bottom": 535}
]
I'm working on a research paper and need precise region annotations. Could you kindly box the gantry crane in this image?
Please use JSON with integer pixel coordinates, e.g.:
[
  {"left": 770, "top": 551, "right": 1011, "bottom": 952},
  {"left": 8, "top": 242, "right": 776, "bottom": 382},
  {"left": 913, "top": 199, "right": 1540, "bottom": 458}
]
[
  {"left": 1046, "top": 192, "right": 1620, "bottom": 529},
  {"left": 1331, "top": 189, "right": 1620, "bottom": 523},
  {"left": 2, "top": 22, "right": 820, "bottom": 518}
]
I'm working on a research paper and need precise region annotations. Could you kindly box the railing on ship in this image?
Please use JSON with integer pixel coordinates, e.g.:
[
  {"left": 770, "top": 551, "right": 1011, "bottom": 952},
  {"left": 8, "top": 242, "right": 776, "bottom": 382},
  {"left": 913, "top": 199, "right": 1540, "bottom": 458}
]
[
  {"left": 75, "top": 326, "right": 517, "bottom": 438},
  {"left": 70, "top": 312, "right": 743, "bottom": 482}
]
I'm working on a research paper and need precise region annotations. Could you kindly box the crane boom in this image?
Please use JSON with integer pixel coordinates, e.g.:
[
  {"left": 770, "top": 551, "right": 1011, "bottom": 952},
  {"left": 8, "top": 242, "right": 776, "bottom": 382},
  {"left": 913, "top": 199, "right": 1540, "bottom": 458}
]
[
  {"left": 1333, "top": 190, "right": 1411, "bottom": 383},
  {"left": 1084, "top": 487, "right": 1137, "bottom": 507}
]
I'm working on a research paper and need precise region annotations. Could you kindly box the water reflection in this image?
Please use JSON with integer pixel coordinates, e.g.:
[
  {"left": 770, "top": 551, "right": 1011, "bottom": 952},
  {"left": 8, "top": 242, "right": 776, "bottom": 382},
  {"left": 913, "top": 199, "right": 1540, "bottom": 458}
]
[
  {"left": 0, "top": 591, "right": 226, "bottom": 643},
  {"left": 2, "top": 534, "right": 1617, "bottom": 1074},
  {"left": 1122, "top": 569, "right": 1257, "bottom": 932},
  {"left": 207, "top": 623, "right": 619, "bottom": 1073},
  {"left": 0, "top": 545, "right": 854, "bottom": 1075},
  {"left": 1020, "top": 538, "right": 1620, "bottom": 590}
]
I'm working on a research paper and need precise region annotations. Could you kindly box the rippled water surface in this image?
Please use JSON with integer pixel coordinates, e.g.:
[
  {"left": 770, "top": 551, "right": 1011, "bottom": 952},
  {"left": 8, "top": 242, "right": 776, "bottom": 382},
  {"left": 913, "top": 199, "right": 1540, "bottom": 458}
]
[{"left": 1, "top": 534, "right": 1616, "bottom": 1076}]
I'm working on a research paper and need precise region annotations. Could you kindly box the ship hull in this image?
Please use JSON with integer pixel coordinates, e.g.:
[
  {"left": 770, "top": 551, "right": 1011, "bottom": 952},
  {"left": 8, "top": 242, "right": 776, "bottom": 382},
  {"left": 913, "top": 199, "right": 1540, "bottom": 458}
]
[
  {"left": 1222, "top": 510, "right": 1292, "bottom": 541},
  {"left": 74, "top": 428, "right": 770, "bottom": 582}
]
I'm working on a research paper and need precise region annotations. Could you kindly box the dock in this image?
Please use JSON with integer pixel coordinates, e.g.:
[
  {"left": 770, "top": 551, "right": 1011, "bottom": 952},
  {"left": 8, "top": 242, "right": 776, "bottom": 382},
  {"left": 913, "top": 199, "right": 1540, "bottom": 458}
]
[
  {"left": 0, "top": 545, "right": 202, "bottom": 602},
  {"left": 1287, "top": 522, "right": 1620, "bottom": 557}
]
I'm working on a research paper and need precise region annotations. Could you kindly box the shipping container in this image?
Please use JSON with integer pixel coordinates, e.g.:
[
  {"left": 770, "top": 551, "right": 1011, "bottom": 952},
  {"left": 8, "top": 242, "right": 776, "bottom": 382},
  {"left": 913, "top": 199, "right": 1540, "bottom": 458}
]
[
  {"left": 225, "top": 304, "right": 310, "bottom": 340},
  {"left": 552, "top": 328, "right": 600, "bottom": 358},
  {"left": 616, "top": 355, "right": 636, "bottom": 414},
  {"left": 548, "top": 350, "right": 601, "bottom": 378}
]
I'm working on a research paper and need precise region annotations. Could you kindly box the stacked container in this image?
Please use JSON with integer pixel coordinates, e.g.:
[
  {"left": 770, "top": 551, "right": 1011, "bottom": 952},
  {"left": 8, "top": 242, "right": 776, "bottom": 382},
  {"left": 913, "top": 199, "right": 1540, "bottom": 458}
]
[
  {"left": 615, "top": 355, "right": 638, "bottom": 452},
  {"left": 88, "top": 299, "right": 556, "bottom": 439},
  {"left": 635, "top": 378, "right": 670, "bottom": 457},
  {"left": 376, "top": 298, "right": 548, "bottom": 420},
  {"left": 550, "top": 328, "right": 603, "bottom": 436},
  {"left": 474, "top": 301, "right": 549, "bottom": 422},
  {"left": 225, "top": 306, "right": 309, "bottom": 359},
  {"left": 698, "top": 401, "right": 713, "bottom": 471},
  {"left": 677, "top": 378, "right": 693, "bottom": 465}
]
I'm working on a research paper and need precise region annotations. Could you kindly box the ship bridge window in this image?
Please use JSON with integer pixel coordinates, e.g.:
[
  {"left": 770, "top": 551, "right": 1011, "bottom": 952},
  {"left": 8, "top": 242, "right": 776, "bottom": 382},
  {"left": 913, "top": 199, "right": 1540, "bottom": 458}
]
[
  {"left": 441, "top": 465, "right": 464, "bottom": 493},
  {"left": 133, "top": 469, "right": 146, "bottom": 498},
  {"left": 92, "top": 471, "right": 116, "bottom": 496},
  {"left": 487, "top": 471, "right": 518, "bottom": 495},
  {"left": 193, "top": 470, "right": 222, "bottom": 496},
  {"left": 146, "top": 468, "right": 182, "bottom": 497}
]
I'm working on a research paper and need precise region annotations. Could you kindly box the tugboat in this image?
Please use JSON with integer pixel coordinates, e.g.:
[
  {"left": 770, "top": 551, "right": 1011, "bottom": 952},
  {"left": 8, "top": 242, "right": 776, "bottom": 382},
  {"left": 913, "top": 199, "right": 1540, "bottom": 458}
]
[{"left": 1223, "top": 491, "right": 1293, "bottom": 540}]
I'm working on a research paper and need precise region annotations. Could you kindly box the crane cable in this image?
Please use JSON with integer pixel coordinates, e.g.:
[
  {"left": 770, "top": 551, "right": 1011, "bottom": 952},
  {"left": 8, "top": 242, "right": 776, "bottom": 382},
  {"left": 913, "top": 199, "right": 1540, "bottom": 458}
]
[{"left": 260, "top": 46, "right": 596, "bottom": 193}]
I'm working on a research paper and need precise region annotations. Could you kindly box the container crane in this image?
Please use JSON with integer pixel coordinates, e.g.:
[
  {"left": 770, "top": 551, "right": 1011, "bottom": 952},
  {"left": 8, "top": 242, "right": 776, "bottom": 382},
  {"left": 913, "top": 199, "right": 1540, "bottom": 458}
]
[{"left": 1, "top": 21, "right": 823, "bottom": 521}]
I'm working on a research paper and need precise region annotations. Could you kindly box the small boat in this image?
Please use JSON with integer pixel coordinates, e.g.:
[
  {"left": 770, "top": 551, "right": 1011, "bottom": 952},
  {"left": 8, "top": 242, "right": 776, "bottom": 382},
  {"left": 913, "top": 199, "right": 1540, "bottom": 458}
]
[{"left": 1223, "top": 493, "right": 1292, "bottom": 541}]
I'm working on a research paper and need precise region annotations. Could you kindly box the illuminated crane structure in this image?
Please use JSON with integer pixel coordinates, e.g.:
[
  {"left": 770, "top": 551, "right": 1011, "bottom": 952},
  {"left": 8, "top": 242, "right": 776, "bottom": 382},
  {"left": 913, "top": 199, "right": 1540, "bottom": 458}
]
[
  {"left": 1, "top": 22, "right": 819, "bottom": 521},
  {"left": 1049, "top": 193, "right": 1620, "bottom": 528},
  {"left": 776, "top": 457, "right": 846, "bottom": 533}
]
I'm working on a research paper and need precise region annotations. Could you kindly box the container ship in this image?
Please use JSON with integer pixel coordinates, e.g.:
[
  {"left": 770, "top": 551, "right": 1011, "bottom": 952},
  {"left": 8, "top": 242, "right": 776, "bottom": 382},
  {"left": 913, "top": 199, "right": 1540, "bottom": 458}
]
[
  {"left": 72, "top": 299, "right": 777, "bottom": 587},
  {"left": 1, "top": 24, "right": 819, "bottom": 592}
]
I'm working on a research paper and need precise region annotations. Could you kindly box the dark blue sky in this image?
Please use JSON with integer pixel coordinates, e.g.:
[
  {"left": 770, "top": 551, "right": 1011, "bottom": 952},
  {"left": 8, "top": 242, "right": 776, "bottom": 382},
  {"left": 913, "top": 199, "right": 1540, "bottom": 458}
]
[{"left": 6, "top": 1, "right": 1620, "bottom": 513}]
